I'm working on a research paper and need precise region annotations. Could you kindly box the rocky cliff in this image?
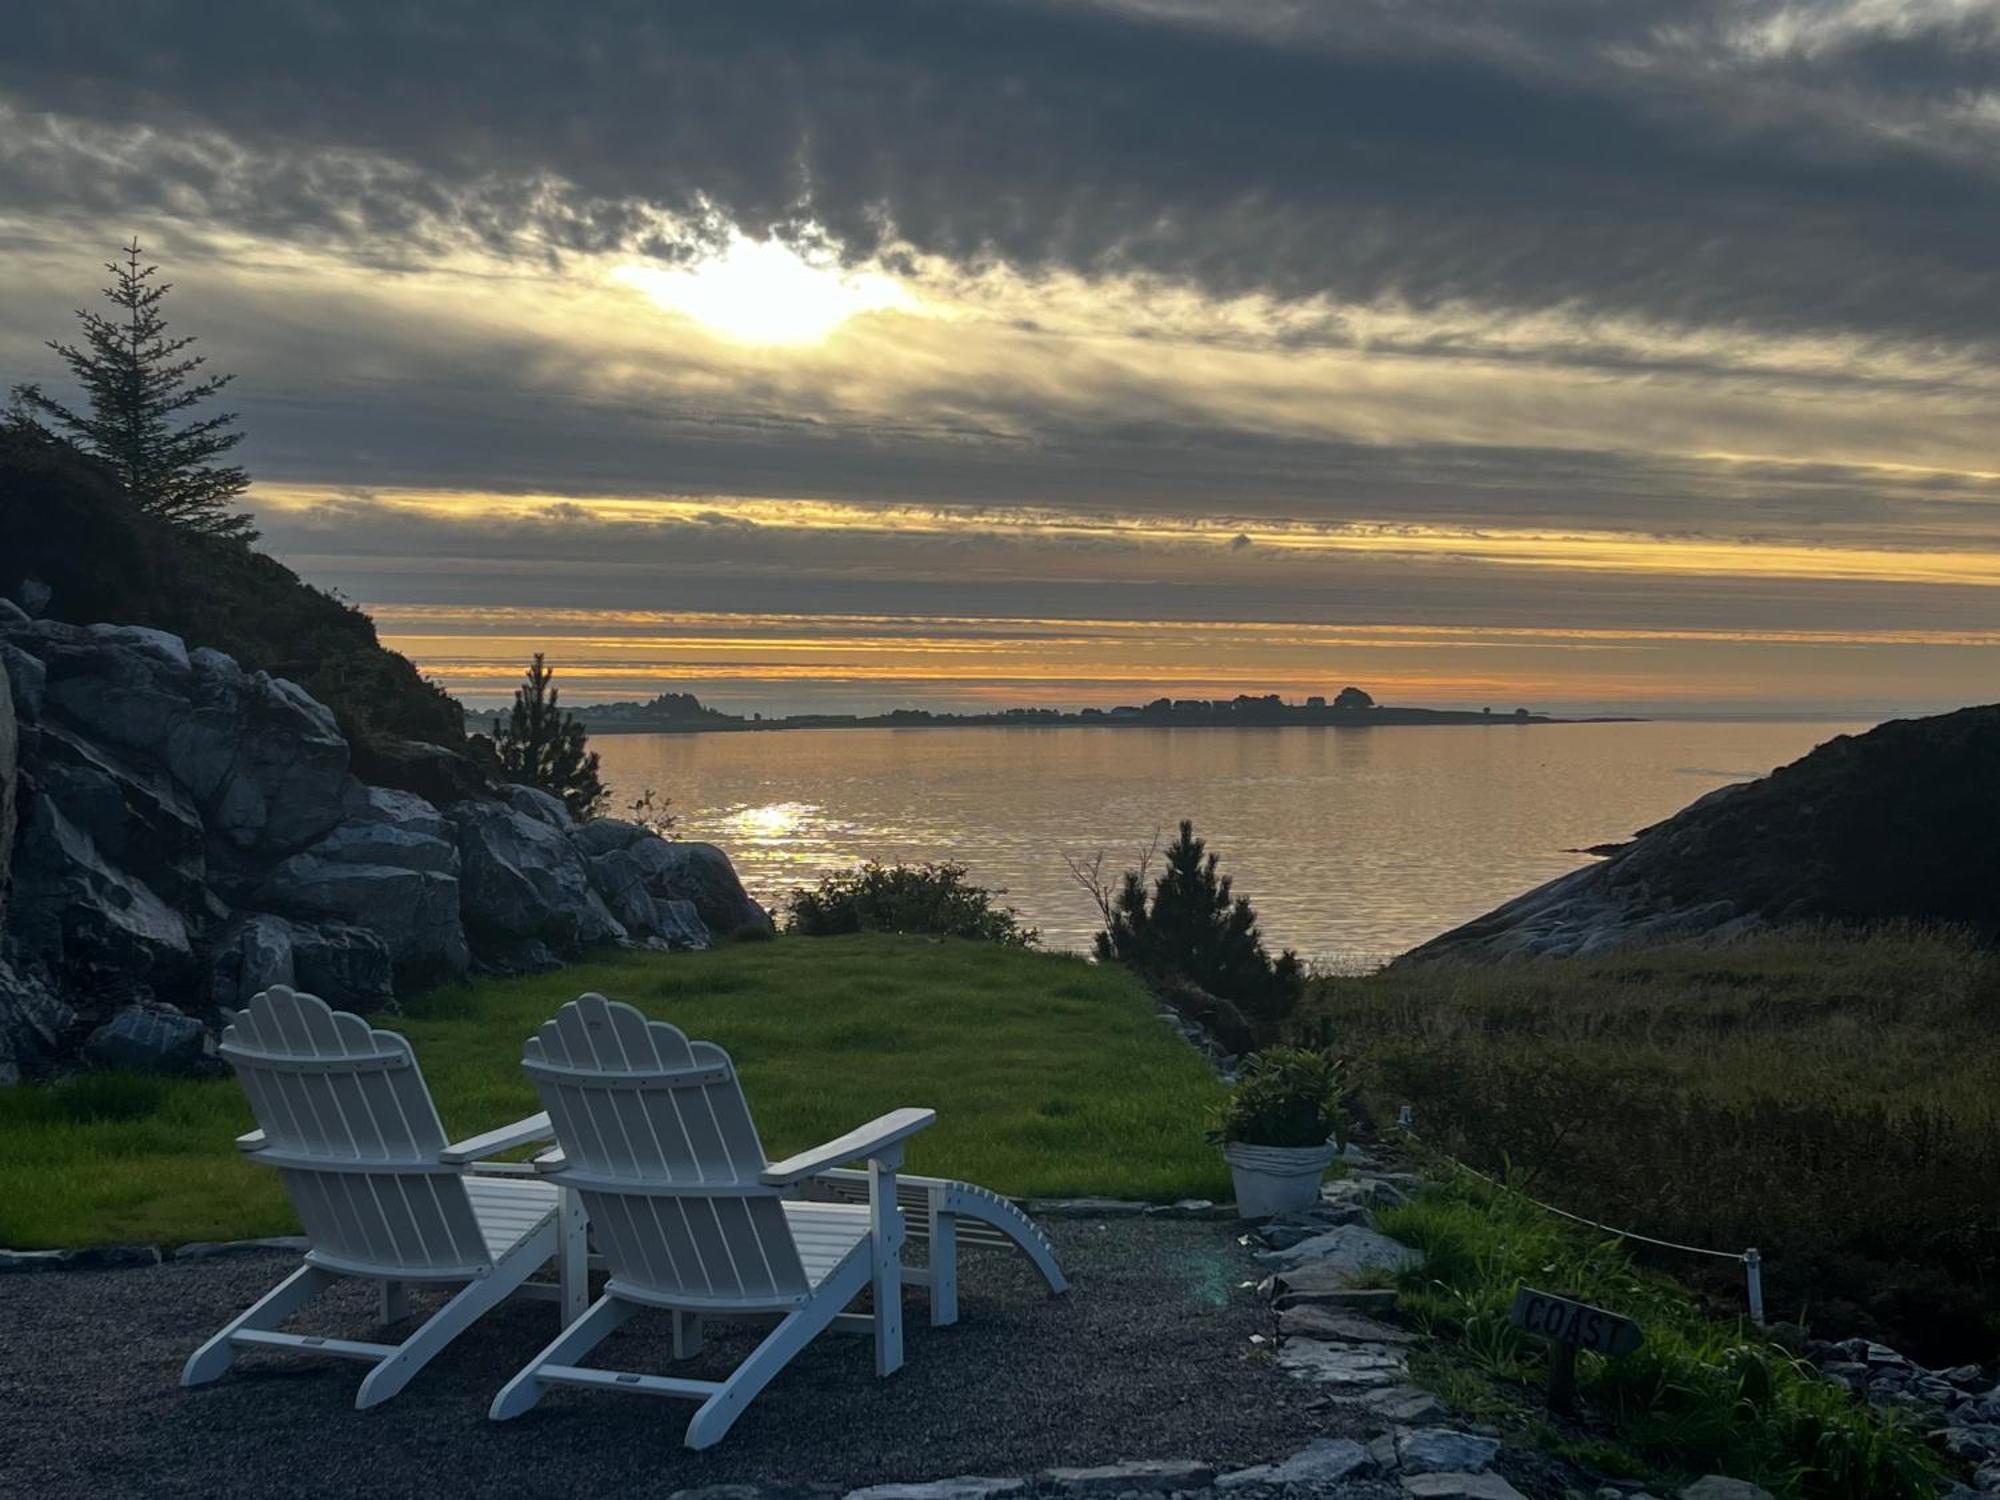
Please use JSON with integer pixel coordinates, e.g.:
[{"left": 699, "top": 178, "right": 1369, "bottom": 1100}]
[
  {"left": 1403, "top": 704, "right": 2000, "bottom": 963},
  {"left": 0, "top": 608, "right": 772, "bottom": 1082}
]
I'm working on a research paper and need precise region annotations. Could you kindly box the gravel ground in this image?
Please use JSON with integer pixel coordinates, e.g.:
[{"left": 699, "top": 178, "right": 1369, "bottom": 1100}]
[{"left": 0, "top": 1219, "right": 1372, "bottom": 1498}]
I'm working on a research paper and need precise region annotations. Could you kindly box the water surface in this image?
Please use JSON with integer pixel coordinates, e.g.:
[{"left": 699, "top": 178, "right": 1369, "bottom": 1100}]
[{"left": 593, "top": 720, "right": 1870, "bottom": 963}]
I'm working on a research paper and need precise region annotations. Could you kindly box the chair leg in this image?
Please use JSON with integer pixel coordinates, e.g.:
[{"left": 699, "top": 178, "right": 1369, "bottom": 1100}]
[
  {"left": 379, "top": 1280, "right": 409, "bottom": 1325},
  {"left": 489, "top": 1295, "right": 632, "bottom": 1420},
  {"left": 928, "top": 1188, "right": 959, "bottom": 1327},
  {"left": 355, "top": 1270, "right": 518, "bottom": 1410},
  {"left": 870, "top": 1158, "right": 905, "bottom": 1377},
  {"left": 558, "top": 1188, "right": 589, "bottom": 1326},
  {"left": 672, "top": 1311, "right": 704, "bottom": 1360},
  {"left": 183, "top": 1264, "right": 335, "bottom": 1387},
  {"left": 684, "top": 1292, "right": 849, "bottom": 1450}
]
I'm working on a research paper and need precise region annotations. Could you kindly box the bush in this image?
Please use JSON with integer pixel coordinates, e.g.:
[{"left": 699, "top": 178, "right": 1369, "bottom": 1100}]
[
  {"left": 786, "top": 862, "right": 1038, "bottom": 946},
  {"left": 1379, "top": 1176, "right": 1943, "bottom": 1500},
  {"left": 1096, "top": 819, "right": 1301, "bottom": 1032},
  {"left": 1210, "top": 1045, "right": 1347, "bottom": 1148},
  {"left": 1307, "top": 925, "right": 2000, "bottom": 1362}
]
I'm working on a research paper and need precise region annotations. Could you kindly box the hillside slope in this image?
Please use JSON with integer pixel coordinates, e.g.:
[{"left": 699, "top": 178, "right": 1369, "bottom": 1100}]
[
  {"left": 1406, "top": 704, "right": 2000, "bottom": 961},
  {"left": 0, "top": 425, "right": 461, "bottom": 749}
]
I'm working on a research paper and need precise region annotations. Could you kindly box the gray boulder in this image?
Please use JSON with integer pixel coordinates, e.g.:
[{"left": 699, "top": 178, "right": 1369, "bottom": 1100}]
[
  {"left": 0, "top": 955, "right": 76, "bottom": 1085},
  {"left": 35, "top": 623, "right": 193, "bottom": 757},
  {"left": 84, "top": 1003, "right": 206, "bottom": 1073},
  {"left": 175, "top": 650, "right": 349, "bottom": 857},
  {"left": 255, "top": 779, "right": 467, "bottom": 978},
  {"left": 206, "top": 913, "right": 298, "bottom": 1010},
  {"left": 9, "top": 795, "right": 194, "bottom": 992},
  {"left": 207, "top": 909, "right": 397, "bottom": 1016},
  {"left": 450, "top": 801, "right": 625, "bottom": 956},
  {"left": 35, "top": 722, "right": 207, "bottom": 905},
  {"left": 584, "top": 847, "right": 712, "bottom": 951},
  {"left": 288, "top": 922, "right": 395, "bottom": 1012},
  {"left": 257, "top": 854, "right": 468, "bottom": 980},
  {"left": 0, "top": 650, "right": 14, "bottom": 926},
  {"left": 653, "top": 897, "right": 713, "bottom": 951},
  {"left": 570, "top": 816, "right": 648, "bottom": 858},
  {"left": 318, "top": 781, "right": 460, "bottom": 872},
  {"left": 624, "top": 838, "right": 772, "bottom": 936},
  {"left": 502, "top": 783, "right": 576, "bottom": 830},
  {"left": 1, "top": 640, "right": 45, "bottom": 724}
]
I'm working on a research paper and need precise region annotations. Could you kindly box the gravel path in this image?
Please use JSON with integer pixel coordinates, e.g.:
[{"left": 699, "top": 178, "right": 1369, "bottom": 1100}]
[{"left": 0, "top": 1219, "right": 1369, "bottom": 1498}]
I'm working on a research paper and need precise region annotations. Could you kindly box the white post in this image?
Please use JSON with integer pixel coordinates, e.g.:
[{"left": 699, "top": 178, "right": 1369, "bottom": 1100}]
[
  {"left": 928, "top": 1184, "right": 959, "bottom": 1327},
  {"left": 870, "top": 1146, "right": 905, "bottom": 1377},
  {"left": 558, "top": 1186, "right": 589, "bottom": 1325},
  {"left": 1744, "top": 1248, "right": 1765, "bottom": 1326}
]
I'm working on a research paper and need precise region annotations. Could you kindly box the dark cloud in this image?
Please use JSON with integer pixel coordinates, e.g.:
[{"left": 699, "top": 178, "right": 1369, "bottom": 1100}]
[{"left": 3, "top": 1, "right": 1997, "bottom": 345}]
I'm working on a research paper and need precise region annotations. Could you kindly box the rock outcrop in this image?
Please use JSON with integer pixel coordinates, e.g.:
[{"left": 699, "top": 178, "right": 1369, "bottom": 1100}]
[
  {"left": 1406, "top": 705, "right": 2000, "bottom": 962},
  {"left": 0, "top": 614, "right": 766, "bottom": 1080}
]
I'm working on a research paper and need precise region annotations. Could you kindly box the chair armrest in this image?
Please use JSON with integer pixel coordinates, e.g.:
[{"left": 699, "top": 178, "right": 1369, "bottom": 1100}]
[
  {"left": 760, "top": 1108, "right": 935, "bottom": 1186},
  {"left": 440, "top": 1111, "right": 555, "bottom": 1165},
  {"left": 236, "top": 1128, "right": 267, "bottom": 1154},
  {"left": 532, "top": 1147, "right": 568, "bottom": 1174}
]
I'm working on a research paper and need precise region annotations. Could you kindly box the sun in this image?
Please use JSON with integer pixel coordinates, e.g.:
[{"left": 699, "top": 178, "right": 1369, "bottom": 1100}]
[{"left": 613, "top": 231, "right": 913, "bottom": 346}]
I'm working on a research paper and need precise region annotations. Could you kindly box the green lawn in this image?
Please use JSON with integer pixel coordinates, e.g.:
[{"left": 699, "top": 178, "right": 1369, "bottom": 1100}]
[{"left": 0, "top": 935, "right": 1229, "bottom": 1248}]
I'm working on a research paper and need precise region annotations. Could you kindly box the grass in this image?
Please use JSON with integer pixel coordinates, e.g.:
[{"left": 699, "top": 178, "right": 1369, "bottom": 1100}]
[
  {"left": 1303, "top": 923, "right": 2000, "bottom": 1361},
  {"left": 0, "top": 934, "right": 1230, "bottom": 1248},
  {"left": 1379, "top": 1174, "right": 1945, "bottom": 1500}
]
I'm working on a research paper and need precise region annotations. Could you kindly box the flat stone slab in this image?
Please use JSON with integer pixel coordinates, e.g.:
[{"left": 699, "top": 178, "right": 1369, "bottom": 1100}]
[
  {"left": 1216, "top": 1437, "right": 1374, "bottom": 1490},
  {"left": 1024, "top": 1199, "right": 1149, "bottom": 1219},
  {"left": 0, "top": 1244, "right": 163, "bottom": 1273},
  {"left": 1397, "top": 1429, "right": 1502, "bottom": 1475},
  {"left": 1276, "top": 1338, "right": 1408, "bottom": 1387},
  {"left": 1402, "top": 1474, "right": 1527, "bottom": 1500},
  {"left": 845, "top": 1481, "right": 1027, "bottom": 1500},
  {"left": 1277, "top": 1305, "right": 1417, "bottom": 1345},
  {"left": 1255, "top": 1224, "right": 1422, "bottom": 1277},
  {"left": 172, "top": 1236, "right": 311, "bottom": 1261},
  {"left": 1679, "top": 1480, "right": 1775, "bottom": 1500},
  {"left": 1359, "top": 1385, "right": 1452, "bottom": 1424},
  {"left": 1041, "top": 1459, "right": 1216, "bottom": 1492},
  {"left": 1142, "top": 1199, "right": 1235, "bottom": 1220}
]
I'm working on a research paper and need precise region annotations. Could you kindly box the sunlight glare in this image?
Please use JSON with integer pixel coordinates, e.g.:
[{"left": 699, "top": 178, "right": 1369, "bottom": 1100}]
[{"left": 613, "top": 232, "right": 913, "bottom": 345}]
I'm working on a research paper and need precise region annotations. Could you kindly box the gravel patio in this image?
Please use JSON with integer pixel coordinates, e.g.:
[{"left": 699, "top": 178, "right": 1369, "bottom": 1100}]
[{"left": 0, "top": 1218, "right": 1374, "bottom": 1498}]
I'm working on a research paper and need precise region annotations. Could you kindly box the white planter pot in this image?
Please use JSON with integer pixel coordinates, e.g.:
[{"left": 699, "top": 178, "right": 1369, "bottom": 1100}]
[{"left": 1224, "top": 1140, "right": 1337, "bottom": 1219}]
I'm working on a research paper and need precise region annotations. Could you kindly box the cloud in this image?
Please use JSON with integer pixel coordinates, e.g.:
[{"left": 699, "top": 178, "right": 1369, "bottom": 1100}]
[
  {"left": 3, "top": 2, "right": 1998, "bottom": 347},
  {"left": 5, "top": 2, "right": 1998, "bottom": 713}
]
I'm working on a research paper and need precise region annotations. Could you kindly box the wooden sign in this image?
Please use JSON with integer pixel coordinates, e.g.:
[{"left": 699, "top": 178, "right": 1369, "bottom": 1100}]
[{"left": 1510, "top": 1287, "right": 1644, "bottom": 1412}]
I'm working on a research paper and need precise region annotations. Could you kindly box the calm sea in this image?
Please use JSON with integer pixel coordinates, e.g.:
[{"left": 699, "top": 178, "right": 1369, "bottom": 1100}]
[{"left": 592, "top": 720, "right": 1871, "bottom": 964}]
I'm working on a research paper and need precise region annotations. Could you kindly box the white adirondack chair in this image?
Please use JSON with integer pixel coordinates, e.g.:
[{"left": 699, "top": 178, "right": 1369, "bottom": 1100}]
[
  {"left": 183, "top": 986, "right": 588, "bottom": 1409},
  {"left": 489, "top": 993, "right": 938, "bottom": 1447}
]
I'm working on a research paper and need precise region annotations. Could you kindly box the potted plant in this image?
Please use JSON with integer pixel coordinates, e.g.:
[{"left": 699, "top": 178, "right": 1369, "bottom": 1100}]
[{"left": 1210, "top": 1046, "right": 1348, "bottom": 1218}]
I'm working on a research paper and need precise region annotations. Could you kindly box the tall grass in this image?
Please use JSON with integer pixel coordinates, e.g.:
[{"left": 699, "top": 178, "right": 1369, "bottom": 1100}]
[
  {"left": 1381, "top": 1177, "right": 1944, "bottom": 1500},
  {"left": 0, "top": 935, "right": 1229, "bottom": 1247},
  {"left": 1306, "top": 924, "right": 2000, "bottom": 1361}
]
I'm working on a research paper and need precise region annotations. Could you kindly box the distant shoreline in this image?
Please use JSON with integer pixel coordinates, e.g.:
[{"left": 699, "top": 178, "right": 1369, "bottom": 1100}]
[{"left": 553, "top": 708, "right": 1649, "bottom": 736}]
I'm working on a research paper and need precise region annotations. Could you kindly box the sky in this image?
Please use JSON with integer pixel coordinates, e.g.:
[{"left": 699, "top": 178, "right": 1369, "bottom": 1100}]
[{"left": 4, "top": 1, "right": 1999, "bottom": 717}]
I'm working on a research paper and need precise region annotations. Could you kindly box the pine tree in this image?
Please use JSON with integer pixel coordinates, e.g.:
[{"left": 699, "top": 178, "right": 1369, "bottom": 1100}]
[
  {"left": 494, "top": 654, "right": 606, "bottom": 818},
  {"left": 1096, "top": 819, "right": 1302, "bottom": 1028},
  {"left": 11, "top": 238, "right": 254, "bottom": 539}
]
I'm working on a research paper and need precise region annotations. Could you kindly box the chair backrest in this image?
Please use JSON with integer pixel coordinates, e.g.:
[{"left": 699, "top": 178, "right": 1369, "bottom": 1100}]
[
  {"left": 222, "top": 986, "right": 491, "bottom": 1279},
  {"left": 523, "top": 993, "right": 811, "bottom": 1308}
]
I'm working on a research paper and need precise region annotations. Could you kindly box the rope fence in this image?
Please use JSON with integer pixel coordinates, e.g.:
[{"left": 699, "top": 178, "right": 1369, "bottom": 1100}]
[{"left": 1393, "top": 1108, "right": 1766, "bottom": 1324}]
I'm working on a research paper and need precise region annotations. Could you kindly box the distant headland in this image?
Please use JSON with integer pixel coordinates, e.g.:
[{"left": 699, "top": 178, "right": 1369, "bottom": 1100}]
[{"left": 471, "top": 687, "right": 1641, "bottom": 736}]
